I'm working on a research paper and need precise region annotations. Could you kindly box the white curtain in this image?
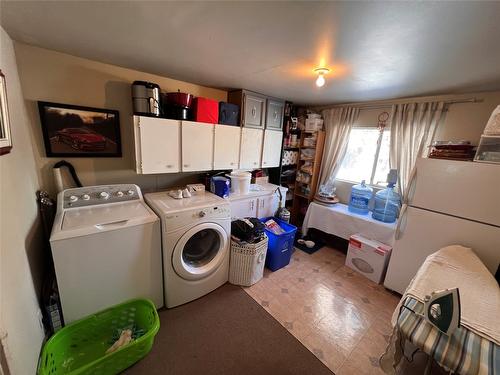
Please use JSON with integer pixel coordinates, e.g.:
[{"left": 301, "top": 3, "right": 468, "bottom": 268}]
[
  {"left": 389, "top": 101, "right": 445, "bottom": 200},
  {"left": 318, "top": 106, "right": 360, "bottom": 187}
]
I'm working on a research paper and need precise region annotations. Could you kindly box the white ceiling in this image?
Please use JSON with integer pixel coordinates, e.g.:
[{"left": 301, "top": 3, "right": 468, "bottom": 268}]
[{"left": 2, "top": 1, "right": 500, "bottom": 104}]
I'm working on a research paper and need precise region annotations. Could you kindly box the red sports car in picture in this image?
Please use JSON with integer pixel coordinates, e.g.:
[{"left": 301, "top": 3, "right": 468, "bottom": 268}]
[{"left": 54, "top": 128, "right": 107, "bottom": 151}]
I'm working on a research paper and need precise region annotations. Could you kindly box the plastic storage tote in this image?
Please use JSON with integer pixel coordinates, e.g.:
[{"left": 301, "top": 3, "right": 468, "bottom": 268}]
[
  {"left": 219, "top": 102, "right": 240, "bottom": 126},
  {"left": 348, "top": 180, "right": 373, "bottom": 215},
  {"left": 260, "top": 217, "right": 297, "bottom": 271},
  {"left": 192, "top": 97, "right": 219, "bottom": 124},
  {"left": 38, "top": 299, "right": 160, "bottom": 375},
  {"left": 372, "top": 183, "right": 401, "bottom": 223},
  {"left": 229, "top": 235, "right": 268, "bottom": 286}
]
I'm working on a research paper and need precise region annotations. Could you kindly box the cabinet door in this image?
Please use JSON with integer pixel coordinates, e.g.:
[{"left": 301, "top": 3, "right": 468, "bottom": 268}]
[
  {"left": 256, "top": 194, "right": 279, "bottom": 218},
  {"left": 134, "top": 116, "right": 180, "bottom": 174},
  {"left": 181, "top": 121, "right": 214, "bottom": 172},
  {"left": 266, "top": 99, "right": 284, "bottom": 130},
  {"left": 230, "top": 198, "right": 258, "bottom": 219},
  {"left": 243, "top": 92, "right": 266, "bottom": 129},
  {"left": 261, "top": 130, "right": 283, "bottom": 168},
  {"left": 214, "top": 125, "right": 240, "bottom": 170},
  {"left": 240, "top": 128, "right": 263, "bottom": 169}
]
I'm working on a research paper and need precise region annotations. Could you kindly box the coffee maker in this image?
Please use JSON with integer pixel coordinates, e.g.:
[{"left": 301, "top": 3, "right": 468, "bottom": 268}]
[{"left": 131, "top": 81, "right": 161, "bottom": 116}]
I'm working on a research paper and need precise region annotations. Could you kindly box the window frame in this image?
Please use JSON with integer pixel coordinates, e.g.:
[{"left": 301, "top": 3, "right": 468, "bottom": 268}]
[{"left": 336, "top": 126, "right": 389, "bottom": 187}]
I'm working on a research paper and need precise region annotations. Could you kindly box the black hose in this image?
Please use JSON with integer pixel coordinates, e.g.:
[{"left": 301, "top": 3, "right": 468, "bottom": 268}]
[{"left": 53, "top": 160, "right": 83, "bottom": 187}]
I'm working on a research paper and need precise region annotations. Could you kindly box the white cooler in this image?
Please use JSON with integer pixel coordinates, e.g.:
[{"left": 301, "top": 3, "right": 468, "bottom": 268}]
[{"left": 346, "top": 234, "right": 392, "bottom": 284}]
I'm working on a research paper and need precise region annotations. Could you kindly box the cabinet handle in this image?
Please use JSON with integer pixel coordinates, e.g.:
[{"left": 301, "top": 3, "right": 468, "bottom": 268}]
[
  {"left": 250, "top": 201, "right": 254, "bottom": 210},
  {"left": 253, "top": 162, "right": 257, "bottom": 165},
  {"left": 263, "top": 161, "right": 267, "bottom": 165},
  {"left": 230, "top": 162, "right": 235, "bottom": 166},
  {"left": 274, "top": 111, "right": 278, "bottom": 120},
  {"left": 251, "top": 106, "right": 257, "bottom": 118},
  {"left": 184, "top": 164, "right": 190, "bottom": 168},
  {"left": 166, "top": 164, "right": 173, "bottom": 168}
]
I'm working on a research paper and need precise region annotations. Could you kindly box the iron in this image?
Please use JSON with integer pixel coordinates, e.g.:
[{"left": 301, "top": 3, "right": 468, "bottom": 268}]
[{"left": 423, "top": 288, "right": 461, "bottom": 336}]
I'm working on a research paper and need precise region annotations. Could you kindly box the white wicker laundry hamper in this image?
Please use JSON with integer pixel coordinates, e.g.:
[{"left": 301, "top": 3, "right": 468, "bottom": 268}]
[{"left": 229, "top": 235, "right": 268, "bottom": 287}]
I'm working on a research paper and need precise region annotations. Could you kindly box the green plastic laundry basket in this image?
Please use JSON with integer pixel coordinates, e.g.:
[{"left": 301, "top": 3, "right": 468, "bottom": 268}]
[{"left": 38, "top": 298, "right": 160, "bottom": 375}]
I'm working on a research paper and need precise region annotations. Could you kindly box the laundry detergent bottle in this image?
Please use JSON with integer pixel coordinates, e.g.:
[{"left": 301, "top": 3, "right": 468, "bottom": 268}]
[
  {"left": 348, "top": 180, "right": 373, "bottom": 215},
  {"left": 372, "top": 183, "right": 401, "bottom": 223}
]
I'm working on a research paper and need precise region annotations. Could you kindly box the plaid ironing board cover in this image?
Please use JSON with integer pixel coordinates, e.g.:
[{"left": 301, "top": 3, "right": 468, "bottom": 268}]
[{"left": 399, "top": 297, "right": 499, "bottom": 375}]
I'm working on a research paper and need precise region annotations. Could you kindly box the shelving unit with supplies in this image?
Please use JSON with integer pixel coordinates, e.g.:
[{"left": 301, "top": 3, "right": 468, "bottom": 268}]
[
  {"left": 291, "top": 129, "right": 325, "bottom": 227},
  {"left": 268, "top": 102, "right": 300, "bottom": 211}
]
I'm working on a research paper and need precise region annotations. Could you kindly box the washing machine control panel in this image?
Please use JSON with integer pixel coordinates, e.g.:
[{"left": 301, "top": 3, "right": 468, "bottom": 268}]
[
  {"left": 195, "top": 205, "right": 230, "bottom": 219},
  {"left": 62, "top": 184, "right": 141, "bottom": 208}
]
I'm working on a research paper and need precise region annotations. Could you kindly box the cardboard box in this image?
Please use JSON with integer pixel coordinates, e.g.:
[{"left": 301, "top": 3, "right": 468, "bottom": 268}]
[{"left": 346, "top": 234, "right": 392, "bottom": 284}]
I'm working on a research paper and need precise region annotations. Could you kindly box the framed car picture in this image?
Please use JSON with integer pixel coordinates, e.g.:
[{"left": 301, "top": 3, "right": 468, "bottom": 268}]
[{"left": 38, "top": 101, "right": 121, "bottom": 157}]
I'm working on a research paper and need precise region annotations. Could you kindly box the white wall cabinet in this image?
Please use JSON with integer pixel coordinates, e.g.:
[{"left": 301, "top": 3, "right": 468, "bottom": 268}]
[
  {"left": 134, "top": 116, "right": 283, "bottom": 174},
  {"left": 133, "top": 116, "right": 180, "bottom": 174},
  {"left": 214, "top": 125, "right": 240, "bottom": 170},
  {"left": 261, "top": 130, "right": 283, "bottom": 168},
  {"left": 181, "top": 121, "right": 214, "bottom": 172},
  {"left": 240, "top": 128, "right": 263, "bottom": 169}
]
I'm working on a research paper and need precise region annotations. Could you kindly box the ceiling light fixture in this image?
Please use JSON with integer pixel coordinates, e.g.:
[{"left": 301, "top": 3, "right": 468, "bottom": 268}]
[{"left": 314, "top": 67, "right": 330, "bottom": 87}]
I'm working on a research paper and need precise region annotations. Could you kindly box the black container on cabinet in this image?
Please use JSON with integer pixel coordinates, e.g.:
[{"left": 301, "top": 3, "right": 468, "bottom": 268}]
[{"left": 219, "top": 102, "right": 240, "bottom": 126}]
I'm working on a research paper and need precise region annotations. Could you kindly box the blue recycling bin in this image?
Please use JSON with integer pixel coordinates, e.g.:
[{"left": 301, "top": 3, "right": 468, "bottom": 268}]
[{"left": 260, "top": 217, "right": 297, "bottom": 271}]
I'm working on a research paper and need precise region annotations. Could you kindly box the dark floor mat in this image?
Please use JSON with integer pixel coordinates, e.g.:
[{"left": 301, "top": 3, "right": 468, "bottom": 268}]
[
  {"left": 124, "top": 284, "right": 333, "bottom": 375},
  {"left": 294, "top": 237, "right": 325, "bottom": 254}
]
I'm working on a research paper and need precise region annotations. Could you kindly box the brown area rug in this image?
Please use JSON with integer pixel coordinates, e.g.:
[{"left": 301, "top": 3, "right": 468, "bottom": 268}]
[{"left": 125, "top": 284, "right": 333, "bottom": 375}]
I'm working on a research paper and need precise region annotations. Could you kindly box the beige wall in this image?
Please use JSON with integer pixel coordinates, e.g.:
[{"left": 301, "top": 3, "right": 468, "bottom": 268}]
[
  {"left": 333, "top": 91, "right": 500, "bottom": 203},
  {"left": 0, "top": 28, "right": 46, "bottom": 375},
  {"left": 14, "top": 43, "right": 228, "bottom": 196}
]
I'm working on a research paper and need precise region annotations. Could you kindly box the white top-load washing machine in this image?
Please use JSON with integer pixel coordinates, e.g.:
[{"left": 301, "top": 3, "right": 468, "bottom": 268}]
[
  {"left": 145, "top": 190, "right": 230, "bottom": 308},
  {"left": 50, "top": 184, "right": 163, "bottom": 323}
]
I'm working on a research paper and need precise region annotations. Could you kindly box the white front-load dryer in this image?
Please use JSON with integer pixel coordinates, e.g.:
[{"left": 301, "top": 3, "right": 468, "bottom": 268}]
[{"left": 145, "top": 191, "right": 230, "bottom": 308}]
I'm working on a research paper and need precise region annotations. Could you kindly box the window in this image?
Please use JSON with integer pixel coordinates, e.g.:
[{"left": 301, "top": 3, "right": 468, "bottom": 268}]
[{"left": 336, "top": 127, "right": 390, "bottom": 186}]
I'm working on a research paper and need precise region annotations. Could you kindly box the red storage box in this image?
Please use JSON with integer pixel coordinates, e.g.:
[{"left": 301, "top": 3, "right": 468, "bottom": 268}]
[{"left": 193, "top": 97, "right": 219, "bottom": 123}]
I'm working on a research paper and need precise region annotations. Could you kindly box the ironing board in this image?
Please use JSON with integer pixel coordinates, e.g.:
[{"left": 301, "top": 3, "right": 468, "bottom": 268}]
[
  {"left": 389, "top": 296, "right": 499, "bottom": 375},
  {"left": 380, "top": 245, "right": 500, "bottom": 375},
  {"left": 302, "top": 202, "right": 396, "bottom": 245}
]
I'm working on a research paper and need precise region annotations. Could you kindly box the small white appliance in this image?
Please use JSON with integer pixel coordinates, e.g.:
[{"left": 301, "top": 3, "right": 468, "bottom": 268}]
[
  {"left": 384, "top": 157, "right": 500, "bottom": 294},
  {"left": 346, "top": 234, "right": 392, "bottom": 284},
  {"left": 145, "top": 190, "right": 230, "bottom": 308},
  {"left": 50, "top": 184, "right": 163, "bottom": 323}
]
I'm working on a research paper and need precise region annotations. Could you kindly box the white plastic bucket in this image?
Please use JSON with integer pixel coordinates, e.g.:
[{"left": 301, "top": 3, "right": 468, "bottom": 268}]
[{"left": 226, "top": 171, "right": 251, "bottom": 194}]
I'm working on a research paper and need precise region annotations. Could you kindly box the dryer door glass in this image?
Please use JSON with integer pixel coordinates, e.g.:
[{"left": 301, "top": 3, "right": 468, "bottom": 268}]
[
  {"left": 182, "top": 229, "right": 220, "bottom": 267},
  {"left": 172, "top": 222, "right": 228, "bottom": 281}
]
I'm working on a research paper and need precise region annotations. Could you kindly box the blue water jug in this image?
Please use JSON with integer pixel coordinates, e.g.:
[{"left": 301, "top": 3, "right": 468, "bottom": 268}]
[
  {"left": 372, "top": 183, "right": 401, "bottom": 223},
  {"left": 348, "top": 180, "right": 373, "bottom": 215},
  {"left": 210, "top": 176, "right": 230, "bottom": 198}
]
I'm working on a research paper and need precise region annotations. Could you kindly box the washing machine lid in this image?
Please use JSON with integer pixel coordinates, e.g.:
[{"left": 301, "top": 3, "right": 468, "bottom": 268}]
[
  {"left": 54, "top": 201, "right": 157, "bottom": 240},
  {"left": 145, "top": 190, "right": 227, "bottom": 214}
]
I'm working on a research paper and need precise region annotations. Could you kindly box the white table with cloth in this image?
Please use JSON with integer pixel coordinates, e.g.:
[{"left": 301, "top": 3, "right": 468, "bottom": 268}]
[{"left": 302, "top": 202, "right": 396, "bottom": 246}]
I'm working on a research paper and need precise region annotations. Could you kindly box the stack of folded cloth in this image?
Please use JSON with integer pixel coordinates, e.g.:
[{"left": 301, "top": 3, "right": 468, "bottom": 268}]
[{"left": 428, "top": 140, "right": 475, "bottom": 161}]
